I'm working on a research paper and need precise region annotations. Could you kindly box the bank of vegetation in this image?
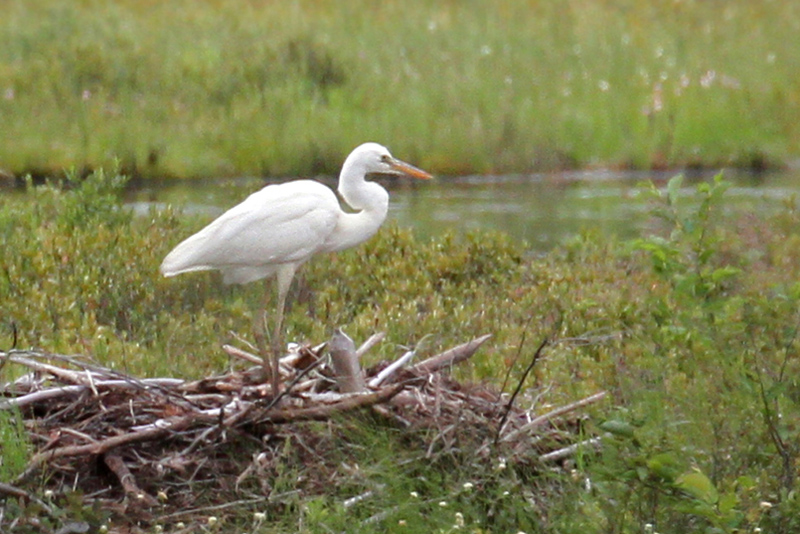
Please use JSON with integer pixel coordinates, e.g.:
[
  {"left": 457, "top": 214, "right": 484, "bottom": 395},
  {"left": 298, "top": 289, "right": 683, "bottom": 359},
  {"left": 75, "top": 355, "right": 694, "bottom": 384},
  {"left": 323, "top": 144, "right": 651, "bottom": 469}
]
[
  {"left": 2, "top": 170, "right": 800, "bottom": 532},
  {"left": 0, "top": 0, "right": 798, "bottom": 178}
]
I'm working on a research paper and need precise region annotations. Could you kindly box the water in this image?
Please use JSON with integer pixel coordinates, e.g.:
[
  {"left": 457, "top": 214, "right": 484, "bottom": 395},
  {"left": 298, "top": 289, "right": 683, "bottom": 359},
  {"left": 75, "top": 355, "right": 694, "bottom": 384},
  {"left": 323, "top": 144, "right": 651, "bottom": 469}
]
[{"left": 125, "top": 168, "right": 800, "bottom": 250}]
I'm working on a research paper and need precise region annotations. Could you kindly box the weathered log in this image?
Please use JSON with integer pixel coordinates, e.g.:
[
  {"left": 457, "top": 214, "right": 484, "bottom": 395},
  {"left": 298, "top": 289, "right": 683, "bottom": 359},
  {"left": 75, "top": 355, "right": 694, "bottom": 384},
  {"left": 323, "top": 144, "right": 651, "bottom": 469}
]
[{"left": 328, "top": 328, "right": 366, "bottom": 393}]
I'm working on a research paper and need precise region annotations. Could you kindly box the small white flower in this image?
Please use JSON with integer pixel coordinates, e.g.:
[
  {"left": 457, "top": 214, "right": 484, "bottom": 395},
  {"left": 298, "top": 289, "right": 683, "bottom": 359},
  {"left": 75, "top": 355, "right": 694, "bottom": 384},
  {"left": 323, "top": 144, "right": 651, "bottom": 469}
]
[
  {"left": 398, "top": 519, "right": 407, "bottom": 526},
  {"left": 254, "top": 511, "right": 267, "bottom": 521},
  {"left": 700, "top": 70, "right": 716, "bottom": 88},
  {"left": 598, "top": 80, "right": 610, "bottom": 92},
  {"left": 157, "top": 490, "right": 168, "bottom": 502},
  {"left": 207, "top": 516, "right": 218, "bottom": 526},
  {"left": 176, "top": 523, "right": 185, "bottom": 529},
  {"left": 496, "top": 458, "right": 507, "bottom": 471},
  {"left": 462, "top": 482, "right": 474, "bottom": 491},
  {"left": 154, "top": 526, "right": 163, "bottom": 534},
  {"left": 44, "top": 490, "right": 54, "bottom": 499},
  {"left": 410, "top": 491, "right": 419, "bottom": 498},
  {"left": 759, "top": 501, "right": 773, "bottom": 509},
  {"left": 439, "top": 500, "right": 448, "bottom": 507},
  {"left": 455, "top": 512, "right": 465, "bottom": 527}
]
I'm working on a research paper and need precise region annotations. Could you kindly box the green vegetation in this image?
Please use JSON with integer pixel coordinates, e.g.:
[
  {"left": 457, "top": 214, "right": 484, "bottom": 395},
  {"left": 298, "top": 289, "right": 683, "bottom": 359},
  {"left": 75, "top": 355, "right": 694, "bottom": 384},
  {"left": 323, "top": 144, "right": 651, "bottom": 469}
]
[
  {"left": 0, "top": 0, "right": 798, "bottom": 178},
  {"left": 3, "top": 170, "right": 800, "bottom": 532}
]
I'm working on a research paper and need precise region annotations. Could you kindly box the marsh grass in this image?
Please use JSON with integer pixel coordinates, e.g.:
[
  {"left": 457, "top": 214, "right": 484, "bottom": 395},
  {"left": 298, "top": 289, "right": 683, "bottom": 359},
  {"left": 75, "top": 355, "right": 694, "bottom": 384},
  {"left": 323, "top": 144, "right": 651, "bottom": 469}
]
[
  {"left": 3, "top": 170, "right": 800, "bottom": 532},
  {"left": 0, "top": 0, "right": 798, "bottom": 178}
]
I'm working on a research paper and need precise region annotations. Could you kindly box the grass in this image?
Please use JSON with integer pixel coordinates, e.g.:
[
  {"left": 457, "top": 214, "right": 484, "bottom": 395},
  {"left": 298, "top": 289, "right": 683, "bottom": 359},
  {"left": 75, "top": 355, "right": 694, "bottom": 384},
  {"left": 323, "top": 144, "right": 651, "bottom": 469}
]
[
  {"left": 0, "top": 0, "right": 798, "bottom": 178},
  {"left": 3, "top": 170, "right": 800, "bottom": 532}
]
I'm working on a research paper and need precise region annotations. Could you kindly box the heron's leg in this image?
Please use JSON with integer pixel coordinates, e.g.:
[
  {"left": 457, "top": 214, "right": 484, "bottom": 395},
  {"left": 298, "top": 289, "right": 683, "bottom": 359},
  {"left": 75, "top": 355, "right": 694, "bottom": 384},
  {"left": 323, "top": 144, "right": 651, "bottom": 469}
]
[
  {"left": 270, "top": 289, "right": 286, "bottom": 395},
  {"left": 267, "top": 265, "right": 296, "bottom": 395},
  {"left": 252, "top": 279, "right": 274, "bottom": 385}
]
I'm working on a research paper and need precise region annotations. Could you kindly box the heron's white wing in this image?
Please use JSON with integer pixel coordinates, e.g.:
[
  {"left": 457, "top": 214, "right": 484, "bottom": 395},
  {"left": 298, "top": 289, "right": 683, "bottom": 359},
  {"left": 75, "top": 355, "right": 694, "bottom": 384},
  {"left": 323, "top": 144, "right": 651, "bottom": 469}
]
[{"left": 161, "top": 180, "right": 339, "bottom": 279}]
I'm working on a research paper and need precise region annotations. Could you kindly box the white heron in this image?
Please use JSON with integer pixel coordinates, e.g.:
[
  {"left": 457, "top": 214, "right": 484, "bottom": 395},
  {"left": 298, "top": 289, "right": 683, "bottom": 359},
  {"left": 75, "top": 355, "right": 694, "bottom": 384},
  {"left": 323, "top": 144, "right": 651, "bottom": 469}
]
[{"left": 160, "top": 142, "right": 432, "bottom": 391}]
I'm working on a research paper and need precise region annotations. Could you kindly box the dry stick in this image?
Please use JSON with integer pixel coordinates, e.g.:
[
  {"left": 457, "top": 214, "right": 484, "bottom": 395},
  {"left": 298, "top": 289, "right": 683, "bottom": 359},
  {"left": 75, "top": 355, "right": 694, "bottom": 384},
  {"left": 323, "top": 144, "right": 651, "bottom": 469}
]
[
  {"left": 0, "top": 481, "right": 54, "bottom": 516},
  {"left": 410, "top": 334, "right": 492, "bottom": 375},
  {"left": 258, "top": 351, "right": 326, "bottom": 412},
  {"left": 355, "top": 332, "right": 385, "bottom": 359},
  {"left": 494, "top": 337, "right": 548, "bottom": 446},
  {"left": 501, "top": 391, "right": 608, "bottom": 444},
  {"left": 24, "top": 411, "right": 216, "bottom": 469},
  {"left": 367, "top": 350, "right": 414, "bottom": 388},
  {"left": 1, "top": 378, "right": 185, "bottom": 410},
  {"left": 4, "top": 355, "right": 95, "bottom": 384},
  {"left": 255, "top": 384, "right": 404, "bottom": 424},
  {"left": 159, "top": 497, "right": 268, "bottom": 522},
  {"left": 103, "top": 452, "right": 158, "bottom": 506},
  {"left": 538, "top": 436, "right": 604, "bottom": 462},
  {"left": 222, "top": 344, "right": 264, "bottom": 365}
]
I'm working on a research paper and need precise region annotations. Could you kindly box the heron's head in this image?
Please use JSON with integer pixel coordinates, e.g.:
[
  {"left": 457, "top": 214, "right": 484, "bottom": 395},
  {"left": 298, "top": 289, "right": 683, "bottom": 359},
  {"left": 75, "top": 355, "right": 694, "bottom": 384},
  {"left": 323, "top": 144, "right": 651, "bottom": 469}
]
[{"left": 347, "top": 142, "right": 433, "bottom": 180}]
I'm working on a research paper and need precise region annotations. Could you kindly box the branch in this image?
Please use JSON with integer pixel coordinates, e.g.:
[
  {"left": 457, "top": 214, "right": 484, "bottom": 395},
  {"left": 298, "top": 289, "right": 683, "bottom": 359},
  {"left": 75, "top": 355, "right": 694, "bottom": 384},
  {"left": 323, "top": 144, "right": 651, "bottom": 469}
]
[
  {"left": 1, "top": 378, "right": 185, "bottom": 410},
  {"left": 501, "top": 391, "right": 608, "bottom": 443},
  {"left": 368, "top": 350, "right": 414, "bottom": 388},
  {"left": 104, "top": 452, "right": 158, "bottom": 506},
  {"left": 0, "top": 481, "right": 54, "bottom": 515},
  {"left": 539, "top": 436, "right": 603, "bottom": 462},
  {"left": 411, "top": 334, "right": 492, "bottom": 375},
  {"left": 495, "top": 337, "right": 548, "bottom": 445},
  {"left": 256, "top": 384, "right": 404, "bottom": 424},
  {"left": 26, "top": 412, "right": 213, "bottom": 468},
  {"left": 356, "top": 332, "right": 385, "bottom": 359}
]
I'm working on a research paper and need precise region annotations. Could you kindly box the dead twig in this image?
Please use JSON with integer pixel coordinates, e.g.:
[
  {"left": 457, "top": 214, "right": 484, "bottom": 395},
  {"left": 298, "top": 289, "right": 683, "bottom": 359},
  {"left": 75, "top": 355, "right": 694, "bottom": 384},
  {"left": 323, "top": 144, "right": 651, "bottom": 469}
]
[
  {"left": 502, "top": 391, "right": 608, "bottom": 443},
  {"left": 255, "top": 384, "right": 405, "bottom": 424},
  {"left": 355, "top": 332, "right": 385, "bottom": 359},
  {"left": 0, "top": 481, "right": 55, "bottom": 516},
  {"left": 103, "top": 452, "right": 158, "bottom": 506},
  {"left": 539, "top": 436, "right": 604, "bottom": 462},
  {"left": 495, "top": 337, "right": 548, "bottom": 445}
]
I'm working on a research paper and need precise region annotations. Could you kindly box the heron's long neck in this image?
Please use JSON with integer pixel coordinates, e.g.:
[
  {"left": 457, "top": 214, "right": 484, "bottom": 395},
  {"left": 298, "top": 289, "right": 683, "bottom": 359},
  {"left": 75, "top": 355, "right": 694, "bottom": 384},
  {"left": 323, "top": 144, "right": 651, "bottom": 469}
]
[{"left": 323, "top": 169, "right": 389, "bottom": 252}]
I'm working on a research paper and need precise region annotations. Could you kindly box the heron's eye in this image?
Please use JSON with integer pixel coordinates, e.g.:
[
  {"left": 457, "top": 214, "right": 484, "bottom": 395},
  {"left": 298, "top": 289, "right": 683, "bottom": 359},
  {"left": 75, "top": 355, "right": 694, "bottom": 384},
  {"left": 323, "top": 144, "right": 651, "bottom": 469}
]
[{"left": 380, "top": 155, "right": 391, "bottom": 163}]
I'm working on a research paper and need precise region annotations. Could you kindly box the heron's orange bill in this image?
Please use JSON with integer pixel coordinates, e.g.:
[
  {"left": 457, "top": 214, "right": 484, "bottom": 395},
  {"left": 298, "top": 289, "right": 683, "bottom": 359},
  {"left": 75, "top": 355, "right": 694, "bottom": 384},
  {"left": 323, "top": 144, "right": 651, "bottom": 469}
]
[{"left": 389, "top": 158, "right": 433, "bottom": 180}]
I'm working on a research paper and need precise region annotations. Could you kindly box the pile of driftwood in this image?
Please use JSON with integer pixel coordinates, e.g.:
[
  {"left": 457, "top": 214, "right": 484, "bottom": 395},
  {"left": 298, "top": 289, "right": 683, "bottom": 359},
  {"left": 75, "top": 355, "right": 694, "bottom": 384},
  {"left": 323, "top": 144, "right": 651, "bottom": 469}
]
[{"left": 0, "top": 331, "right": 606, "bottom": 528}]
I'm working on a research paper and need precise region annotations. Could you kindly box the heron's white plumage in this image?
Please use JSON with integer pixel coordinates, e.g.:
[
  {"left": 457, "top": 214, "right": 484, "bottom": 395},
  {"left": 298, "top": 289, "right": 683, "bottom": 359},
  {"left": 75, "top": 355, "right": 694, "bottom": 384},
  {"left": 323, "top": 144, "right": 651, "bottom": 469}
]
[
  {"left": 160, "top": 142, "right": 431, "bottom": 286},
  {"left": 159, "top": 142, "right": 432, "bottom": 389},
  {"left": 160, "top": 180, "right": 340, "bottom": 284}
]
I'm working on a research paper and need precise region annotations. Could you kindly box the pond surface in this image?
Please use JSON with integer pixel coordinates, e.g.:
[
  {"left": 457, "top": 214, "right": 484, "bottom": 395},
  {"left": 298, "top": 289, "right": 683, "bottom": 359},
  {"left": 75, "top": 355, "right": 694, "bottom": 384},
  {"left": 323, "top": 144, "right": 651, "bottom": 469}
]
[{"left": 128, "top": 168, "right": 800, "bottom": 250}]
